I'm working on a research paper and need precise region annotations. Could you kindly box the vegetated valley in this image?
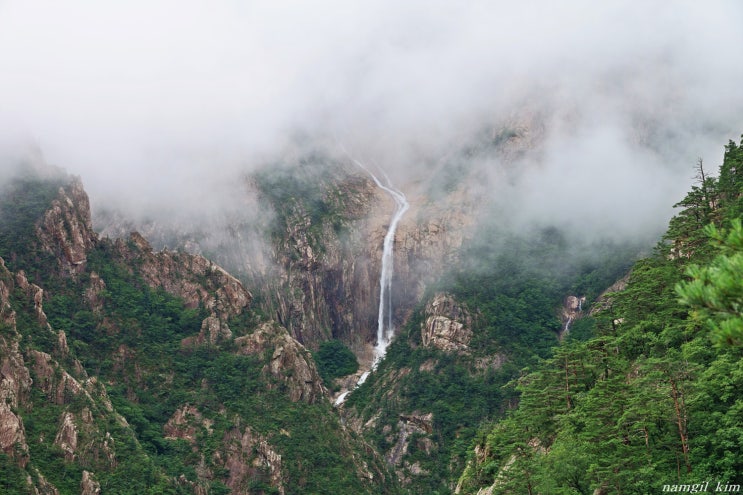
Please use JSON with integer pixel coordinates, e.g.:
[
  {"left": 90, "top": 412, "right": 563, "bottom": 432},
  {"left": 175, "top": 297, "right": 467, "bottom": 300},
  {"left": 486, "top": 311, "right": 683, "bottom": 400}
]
[{"left": 0, "top": 135, "right": 742, "bottom": 495}]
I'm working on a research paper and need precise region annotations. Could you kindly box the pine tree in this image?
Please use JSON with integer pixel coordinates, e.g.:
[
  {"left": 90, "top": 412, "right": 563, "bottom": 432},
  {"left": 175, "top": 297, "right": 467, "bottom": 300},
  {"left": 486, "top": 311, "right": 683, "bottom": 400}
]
[{"left": 677, "top": 219, "right": 743, "bottom": 346}]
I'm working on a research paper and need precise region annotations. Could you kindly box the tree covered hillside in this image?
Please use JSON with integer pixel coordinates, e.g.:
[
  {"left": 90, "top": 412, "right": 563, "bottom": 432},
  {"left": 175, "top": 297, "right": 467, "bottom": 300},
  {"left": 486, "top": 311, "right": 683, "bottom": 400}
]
[{"left": 457, "top": 137, "right": 743, "bottom": 494}]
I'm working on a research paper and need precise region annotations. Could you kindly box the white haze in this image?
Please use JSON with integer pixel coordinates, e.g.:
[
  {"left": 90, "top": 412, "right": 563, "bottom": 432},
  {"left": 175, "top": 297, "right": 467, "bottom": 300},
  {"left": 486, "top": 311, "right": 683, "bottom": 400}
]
[{"left": 1, "top": 0, "right": 743, "bottom": 240}]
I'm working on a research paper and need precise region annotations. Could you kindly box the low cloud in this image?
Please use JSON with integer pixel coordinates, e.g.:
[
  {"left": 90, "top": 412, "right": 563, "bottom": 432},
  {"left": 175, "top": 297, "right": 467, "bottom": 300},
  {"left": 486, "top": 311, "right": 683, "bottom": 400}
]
[{"left": 0, "top": 1, "right": 742, "bottom": 241}]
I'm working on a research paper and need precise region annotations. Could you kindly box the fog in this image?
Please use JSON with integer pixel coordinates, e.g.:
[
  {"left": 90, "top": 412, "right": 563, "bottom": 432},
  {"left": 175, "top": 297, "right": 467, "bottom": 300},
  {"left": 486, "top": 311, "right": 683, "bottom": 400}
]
[{"left": 1, "top": 0, "right": 743, "bottom": 242}]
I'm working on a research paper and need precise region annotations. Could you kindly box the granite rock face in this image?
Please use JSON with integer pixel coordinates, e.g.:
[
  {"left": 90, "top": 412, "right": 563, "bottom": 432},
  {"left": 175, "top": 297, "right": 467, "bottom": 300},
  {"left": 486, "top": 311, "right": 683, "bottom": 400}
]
[
  {"left": 421, "top": 293, "right": 473, "bottom": 353},
  {"left": 35, "top": 178, "right": 97, "bottom": 277},
  {"left": 236, "top": 322, "right": 326, "bottom": 404}
]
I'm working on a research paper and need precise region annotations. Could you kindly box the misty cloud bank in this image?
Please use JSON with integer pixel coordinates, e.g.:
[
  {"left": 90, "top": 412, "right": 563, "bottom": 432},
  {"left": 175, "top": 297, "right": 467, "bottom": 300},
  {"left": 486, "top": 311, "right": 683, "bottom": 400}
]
[{"left": 1, "top": 0, "right": 743, "bottom": 242}]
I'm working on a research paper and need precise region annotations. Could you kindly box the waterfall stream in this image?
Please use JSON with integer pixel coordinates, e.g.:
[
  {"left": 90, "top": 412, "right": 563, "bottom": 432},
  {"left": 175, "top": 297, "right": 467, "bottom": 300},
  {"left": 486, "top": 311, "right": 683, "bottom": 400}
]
[
  {"left": 370, "top": 173, "right": 409, "bottom": 362},
  {"left": 332, "top": 152, "right": 409, "bottom": 407},
  {"left": 564, "top": 316, "right": 573, "bottom": 333},
  {"left": 347, "top": 155, "right": 409, "bottom": 363}
]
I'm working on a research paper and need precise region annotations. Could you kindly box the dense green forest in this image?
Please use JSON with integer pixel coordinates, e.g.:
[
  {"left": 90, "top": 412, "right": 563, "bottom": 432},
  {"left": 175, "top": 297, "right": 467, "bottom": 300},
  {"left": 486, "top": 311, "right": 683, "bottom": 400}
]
[{"left": 457, "top": 138, "right": 743, "bottom": 494}]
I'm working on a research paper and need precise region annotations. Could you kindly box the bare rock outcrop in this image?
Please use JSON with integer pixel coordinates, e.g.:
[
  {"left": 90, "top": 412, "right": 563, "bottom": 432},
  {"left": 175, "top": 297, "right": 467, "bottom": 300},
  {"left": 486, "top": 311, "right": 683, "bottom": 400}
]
[
  {"left": 421, "top": 293, "right": 473, "bottom": 352},
  {"left": 164, "top": 405, "right": 212, "bottom": 443},
  {"left": 30, "top": 350, "right": 89, "bottom": 406},
  {"left": 387, "top": 413, "right": 434, "bottom": 467},
  {"left": 0, "top": 259, "right": 15, "bottom": 326},
  {"left": 235, "top": 322, "right": 325, "bottom": 404},
  {"left": 0, "top": 331, "right": 32, "bottom": 412},
  {"left": 80, "top": 471, "right": 101, "bottom": 495},
  {"left": 32, "top": 470, "right": 60, "bottom": 495},
  {"left": 54, "top": 412, "right": 78, "bottom": 462},
  {"left": 84, "top": 272, "right": 107, "bottom": 314},
  {"left": 196, "top": 315, "right": 233, "bottom": 346},
  {"left": 114, "top": 233, "right": 252, "bottom": 338},
  {"left": 218, "top": 425, "right": 285, "bottom": 495},
  {"left": 0, "top": 402, "right": 29, "bottom": 467},
  {"left": 589, "top": 273, "right": 630, "bottom": 316},
  {"left": 35, "top": 178, "right": 97, "bottom": 276}
]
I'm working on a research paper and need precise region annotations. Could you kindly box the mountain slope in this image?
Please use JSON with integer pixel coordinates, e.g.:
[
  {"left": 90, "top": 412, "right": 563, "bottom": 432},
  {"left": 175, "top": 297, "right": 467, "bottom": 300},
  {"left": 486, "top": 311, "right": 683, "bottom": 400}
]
[
  {"left": 0, "top": 168, "right": 395, "bottom": 494},
  {"left": 456, "top": 137, "right": 743, "bottom": 494}
]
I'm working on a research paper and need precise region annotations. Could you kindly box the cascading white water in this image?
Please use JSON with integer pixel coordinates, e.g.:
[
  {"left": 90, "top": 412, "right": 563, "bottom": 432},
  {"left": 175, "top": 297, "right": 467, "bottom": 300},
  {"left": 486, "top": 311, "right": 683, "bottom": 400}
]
[
  {"left": 564, "top": 316, "right": 573, "bottom": 333},
  {"left": 332, "top": 156, "right": 409, "bottom": 407},
  {"left": 371, "top": 174, "right": 409, "bottom": 361},
  {"left": 347, "top": 156, "right": 409, "bottom": 363}
]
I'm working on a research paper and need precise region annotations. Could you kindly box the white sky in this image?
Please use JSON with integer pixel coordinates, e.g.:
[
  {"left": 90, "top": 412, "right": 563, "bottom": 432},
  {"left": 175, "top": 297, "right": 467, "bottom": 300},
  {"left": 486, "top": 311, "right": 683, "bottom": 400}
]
[{"left": 1, "top": 1, "right": 742, "bottom": 234}]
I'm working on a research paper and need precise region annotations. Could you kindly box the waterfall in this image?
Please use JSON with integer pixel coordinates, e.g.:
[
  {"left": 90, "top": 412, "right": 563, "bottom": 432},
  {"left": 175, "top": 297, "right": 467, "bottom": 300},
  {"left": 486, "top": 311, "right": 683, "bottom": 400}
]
[
  {"left": 357, "top": 370, "right": 370, "bottom": 386},
  {"left": 372, "top": 174, "right": 409, "bottom": 361},
  {"left": 347, "top": 155, "right": 409, "bottom": 363},
  {"left": 331, "top": 153, "right": 409, "bottom": 407},
  {"left": 334, "top": 391, "right": 351, "bottom": 406}
]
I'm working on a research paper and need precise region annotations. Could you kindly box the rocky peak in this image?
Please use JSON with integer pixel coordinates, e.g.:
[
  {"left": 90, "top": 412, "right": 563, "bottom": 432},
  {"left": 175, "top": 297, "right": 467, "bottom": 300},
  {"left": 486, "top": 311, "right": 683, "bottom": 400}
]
[
  {"left": 35, "top": 177, "right": 97, "bottom": 276},
  {"left": 114, "top": 233, "right": 252, "bottom": 324}
]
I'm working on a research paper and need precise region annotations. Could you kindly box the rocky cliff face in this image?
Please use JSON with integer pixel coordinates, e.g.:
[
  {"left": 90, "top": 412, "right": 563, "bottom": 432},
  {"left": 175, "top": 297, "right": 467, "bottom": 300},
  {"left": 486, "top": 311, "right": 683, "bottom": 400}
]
[
  {"left": 32, "top": 177, "right": 254, "bottom": 344},
  {"left": 235, "top": 321, "right": 325, "bottom": 404},
  {"left": 0, "top": 172, "right": 393, "bottom": 494},
  {"left": 0, "top": 254, "right": 119, "bottom": 493},
  {"left": 34, "top": 178, "right": 97, "bottom": 277},
  {"left": 113, "top": 231, "right": 253, "bottom": 346},
  {"left": 420, "top": 293, "right": 473, "bottom": 353},
  {"left": 266, "top": 174, "right": 381, "bottom": 354},
  {"left": 256, "top": 161, "right": 475, "bottom": 373},
  {"left": 1, "top": 261, "right": 34, "bottom": 470},
  {"left": 219, "top": 424, "right": 285, "bottom": 495}
]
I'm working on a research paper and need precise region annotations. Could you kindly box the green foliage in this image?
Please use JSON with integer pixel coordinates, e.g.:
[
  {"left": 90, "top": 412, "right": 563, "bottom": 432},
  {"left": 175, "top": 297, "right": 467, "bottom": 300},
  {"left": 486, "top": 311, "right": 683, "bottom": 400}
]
[
  {"left": 36, "top": 241, "right": 380, "bottom": 493},
  {"left": 458, "top": 137, "right": 743, "bottom": 494},
  {"left": 717, "top": 137, "right": 743, "bottom": 218},
  {"left": 677, "top": 220, "right": 743, "bottom": 346},
  {"left": 453, "top": 226, "right": 637, "bottom": 360},
  {"left": 313, "top": 339, "right": 359, "bottom": 385},
  {"left": 254, "top": 157, "right": 367, "bottom": 255},
  {"left": 0, "top": 173, "right": 67, "bottom": 274},
  {"left": 0, "top": 453, "right": 33, "bottom": 494}
]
